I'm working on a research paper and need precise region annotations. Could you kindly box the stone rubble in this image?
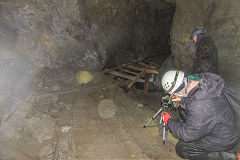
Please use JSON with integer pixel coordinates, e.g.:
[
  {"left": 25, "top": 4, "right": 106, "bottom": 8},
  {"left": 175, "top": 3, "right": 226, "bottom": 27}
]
[{"left": 25, "top": 115, "right": 56, "bottom": 143}]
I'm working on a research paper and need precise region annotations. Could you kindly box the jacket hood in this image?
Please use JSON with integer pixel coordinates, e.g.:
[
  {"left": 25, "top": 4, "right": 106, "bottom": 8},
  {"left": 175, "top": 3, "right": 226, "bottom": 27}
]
[{"left": 193, "top": 73, "right": 224, "bottom": 100}]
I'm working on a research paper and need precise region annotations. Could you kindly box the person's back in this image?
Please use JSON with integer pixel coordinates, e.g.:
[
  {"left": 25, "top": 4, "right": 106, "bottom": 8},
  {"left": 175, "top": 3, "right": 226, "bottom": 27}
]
[
  {"left": 180, "top": 73, "right": 238, "bottom": 151},
  {"left": 193, "top": 36, "right": 218, "bottom": 73}
]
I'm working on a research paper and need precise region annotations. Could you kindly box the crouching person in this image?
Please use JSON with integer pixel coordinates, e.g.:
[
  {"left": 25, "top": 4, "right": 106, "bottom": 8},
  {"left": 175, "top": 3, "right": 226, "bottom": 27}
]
[{"left": 161, "top": 70, "right": 239, "bottom": 160}]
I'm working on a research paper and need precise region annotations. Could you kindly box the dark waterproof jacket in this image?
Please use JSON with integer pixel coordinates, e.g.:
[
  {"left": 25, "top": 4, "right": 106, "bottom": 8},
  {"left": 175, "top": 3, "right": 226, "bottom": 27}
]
[
  {"left": 193, "top": 37, "right": 218, "bottom": 74},
  {"left": 168, "top": 73, "right": 239, "bottom": 151}
]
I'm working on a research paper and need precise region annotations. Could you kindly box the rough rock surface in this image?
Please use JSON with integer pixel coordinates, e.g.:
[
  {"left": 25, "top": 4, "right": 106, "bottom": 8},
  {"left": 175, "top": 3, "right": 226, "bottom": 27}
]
[
  {"left": 0, "top": 0, "right": 174, "bottom": 70},
  {"left": 0, "top": 68, "right": 180, "bottom": 159},
  {"left": 39, "top": 143, "right": 54, "bottom": 159},
  {"left": 25, "top": 115, "right": 56, "bottom": 143},
  {"left": 0, "top": 1, "right": 174, "bottom": 116}
]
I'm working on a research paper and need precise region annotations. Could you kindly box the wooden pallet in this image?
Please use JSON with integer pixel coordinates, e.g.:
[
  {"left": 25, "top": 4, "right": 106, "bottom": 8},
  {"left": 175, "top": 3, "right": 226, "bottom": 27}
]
[{"left": 104, "top": 59, "right": 159, "bottom": 93}]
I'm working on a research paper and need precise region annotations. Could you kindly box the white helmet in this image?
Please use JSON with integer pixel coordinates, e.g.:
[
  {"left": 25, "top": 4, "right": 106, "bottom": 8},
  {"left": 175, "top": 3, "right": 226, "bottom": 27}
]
[{"left": 161, "top": 70, "right": 185, "bottom": 94}]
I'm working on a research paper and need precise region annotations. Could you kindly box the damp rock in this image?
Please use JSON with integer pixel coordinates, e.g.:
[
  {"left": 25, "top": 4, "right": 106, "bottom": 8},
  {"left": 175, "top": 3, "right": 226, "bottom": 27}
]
[
  {"left": 34, "top": 94, "right": 59, "bottom": 105},
  {"left": 25, "top": 115, "right": 56, "bottom": 143},
  {"left": 61, "top": 126, "right": 71, "bottom": 133},
  {"left": 0, "top": 121, "right": 20, "bottom": 141},
  {"left": 51, "top": 84, "right": 61, "bottom": 92},
  {"left": 49, "top": 102, "right": 72, "bottom": 113},
  {"left": 48, "top": 105, "right": 61, "bottom": 113},
  {"left": 58, "top": 152, "right": 72, "bottom": 160},
  {"left": 39, "top": 143, "right": 54, "bottom": 159},
  {"left": 0, "top": 102, "right": 33, "bottom": 141},
  {"left": 137, "top": 103, "right": 144, "bottom": 108},
  {"left": 58, "top": 134, "right": 69, "bottom": 152},
  {"left": 59, "top": 102, "right": 73, "bottom": 110}
]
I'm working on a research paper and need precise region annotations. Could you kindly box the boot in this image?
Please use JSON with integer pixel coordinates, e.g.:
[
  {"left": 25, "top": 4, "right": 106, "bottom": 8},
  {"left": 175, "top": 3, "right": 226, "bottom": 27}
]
[{"left": 192, "top": 152, "right": 239, "bottom": 160}]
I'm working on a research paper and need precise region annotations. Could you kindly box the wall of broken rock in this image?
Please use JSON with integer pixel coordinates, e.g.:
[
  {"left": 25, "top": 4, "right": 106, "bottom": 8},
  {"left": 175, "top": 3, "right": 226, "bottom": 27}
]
[
  {"left": 0, "top": 0, "right": 175, "bottom": 123},
  {"left": 0, "top": 0, "right": 174, "bottom": 70},
  {"left": 163, "top": 0, "right": 240, "bottom": 83}
]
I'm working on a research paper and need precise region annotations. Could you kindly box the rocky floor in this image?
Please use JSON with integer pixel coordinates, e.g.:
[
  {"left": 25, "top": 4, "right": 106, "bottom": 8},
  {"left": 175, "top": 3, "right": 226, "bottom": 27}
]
[{"left": 0, "top": 68, "right": 180, "bottom": 160}]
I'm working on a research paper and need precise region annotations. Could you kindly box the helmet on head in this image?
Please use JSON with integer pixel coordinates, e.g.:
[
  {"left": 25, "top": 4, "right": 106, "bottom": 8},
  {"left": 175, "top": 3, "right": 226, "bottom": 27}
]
[
  {"left": 161, "top": 70, "right": 185, "bottom": 94},
  {"left": 190, "top": 27, "right": 206, "bottom": 40}
]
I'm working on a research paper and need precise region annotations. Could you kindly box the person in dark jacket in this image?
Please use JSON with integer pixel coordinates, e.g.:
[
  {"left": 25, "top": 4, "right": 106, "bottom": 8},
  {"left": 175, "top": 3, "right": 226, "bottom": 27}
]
[
  {"left": 190, "top": 27, "right": 218, "bottom": 74},
  {"left": 161, "top": 70, "right": 239, "bottom": 160}
]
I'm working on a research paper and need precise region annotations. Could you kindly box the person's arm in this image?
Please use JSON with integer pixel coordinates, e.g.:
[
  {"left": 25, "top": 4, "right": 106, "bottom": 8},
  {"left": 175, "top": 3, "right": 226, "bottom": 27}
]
[{"left": 167, "top": 100, "right": 217, "bottom": 142}]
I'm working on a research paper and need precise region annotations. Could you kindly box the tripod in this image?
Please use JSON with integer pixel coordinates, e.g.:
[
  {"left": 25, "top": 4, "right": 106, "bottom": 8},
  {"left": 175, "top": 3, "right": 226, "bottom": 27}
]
[{"left": 143, "top": 107, "right": 166, "bottom": 145}]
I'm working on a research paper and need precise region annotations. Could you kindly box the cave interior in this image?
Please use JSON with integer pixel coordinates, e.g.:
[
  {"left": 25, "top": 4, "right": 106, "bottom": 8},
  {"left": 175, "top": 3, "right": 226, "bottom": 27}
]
[{"left": 0, "top": 0, "right": 239, "bottom": 159}]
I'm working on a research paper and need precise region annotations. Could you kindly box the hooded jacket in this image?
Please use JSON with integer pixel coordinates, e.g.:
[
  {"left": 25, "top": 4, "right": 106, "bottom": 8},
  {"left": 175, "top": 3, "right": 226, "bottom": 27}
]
[
  {"left": 193, "top": 37, "right": 218, "bottom": 74},
  {"left": 168, "top": 73, "right": 239, "bottom": 151}
]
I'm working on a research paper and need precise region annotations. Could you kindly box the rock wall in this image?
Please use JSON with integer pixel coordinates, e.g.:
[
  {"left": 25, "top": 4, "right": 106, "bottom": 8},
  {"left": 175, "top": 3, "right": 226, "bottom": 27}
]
[
  {"left": 0, "top": 0, "right": 175, "bottom": 119},
  {"left": 168, "top": 0, "right": 240, "bottom": 83},
  {"left": 0, "top": 0, "right": 174, "bottom": 70}
]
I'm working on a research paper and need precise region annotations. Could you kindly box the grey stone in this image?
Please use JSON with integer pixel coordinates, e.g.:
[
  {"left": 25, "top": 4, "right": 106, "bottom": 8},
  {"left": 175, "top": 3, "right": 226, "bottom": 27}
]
[
  {"left": 58, "top": 102, "right": 72, "bottom": 111},
  {"left": 0, "top": 102, "right": 33, "bottom": 141},
  {"left": 51, "top": 84, "right": 61, "bottom": 92},
  {"left": 58, "top": 134, "right": 69, "bottom": 152},
  {"left": 0, "top": 121, "right": 20, "bottom": 141},
  {"left": 48, "top": 105, "right": 61, "bottom": 113},
  {"left": 35, "top": 94, "right": 59, "bottom": 105},
  {"left": 137, "top": 103, "right": 144, "bottom": 108},
  {"left": 25, "top": 115, "right": 56, "bottom": 143},
  {"left": 48, "top": 99, "right": 73, "bottom": 113},
  {"left": 58, "top": 151, "right": 72, "bottom": 160},
  {"left": 61, "top": 126, "right": 71, "bottom": 133},
  {"left": 39, "top": 143, "right": 54, "bottom": 159}
]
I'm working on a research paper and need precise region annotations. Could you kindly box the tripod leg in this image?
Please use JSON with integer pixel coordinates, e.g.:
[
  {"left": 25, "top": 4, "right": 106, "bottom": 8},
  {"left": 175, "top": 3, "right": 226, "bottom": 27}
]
[
  {"left": 143, "top": 108, "right": 163, "bottom": 128},
  {"left": 163, "top": 121, "right": 166, "bottom": 145}
]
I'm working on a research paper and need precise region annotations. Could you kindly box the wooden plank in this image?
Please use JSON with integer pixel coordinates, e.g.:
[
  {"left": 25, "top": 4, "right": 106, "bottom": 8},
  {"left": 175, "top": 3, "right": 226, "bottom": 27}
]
[
  {"left": 127, "top": 70, "right": 145, "bottom": 88},
  {"left": 109, "top": 60, "right": 139, "bottom": 71},
  {"left": 137, "top": 62, "right": 157, "bottom": 69},
  {"left": 104, "top": 69, "right": 145, "bottom": 82},
  {"left": 144, "top": 75, "right": 150, "bottom": 93},
  {"left": 126, "top": 65, "right": 159, "bottom": 74},
  {"left": 143, "top": 60, "right": 159, "bottom": 67},
  {"left": 115, "top": 68, "right": 139, "bottom": 75}
]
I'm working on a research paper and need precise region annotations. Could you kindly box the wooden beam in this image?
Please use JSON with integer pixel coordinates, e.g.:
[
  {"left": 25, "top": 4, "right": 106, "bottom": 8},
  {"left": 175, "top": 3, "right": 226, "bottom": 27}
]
[
  {"left": 115, "top": 68, "right": 139, "bottom": 75},
  {"left": 104, "top": 69, "right": 145, "bottom": 83},
  {"left": 144, "top": 75, "right": 150, "bottom": 93},
  {"left": 143, "top": 60, "right": 159, "bottom": 67},
  {"left": 126, "top": 65, "right": 159, "bottom": 74},
  {"left": 137, "top": 62, "right": 157, "bottom": 69},
  {"left": 127, "top": 70, "right": 145, "bottom": 88}
]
